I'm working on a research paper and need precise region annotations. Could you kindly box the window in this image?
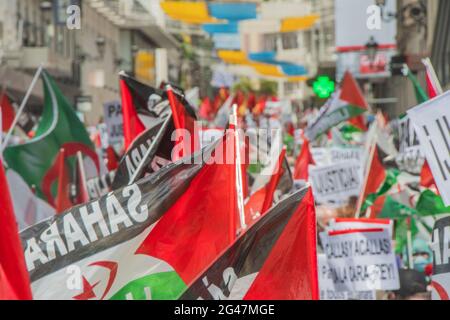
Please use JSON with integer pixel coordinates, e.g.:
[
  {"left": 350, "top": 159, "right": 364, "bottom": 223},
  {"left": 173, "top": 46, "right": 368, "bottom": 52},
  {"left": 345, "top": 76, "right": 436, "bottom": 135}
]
[
  {"left": 281, "top": 32, "right": 298, "bottom": 50},
  {"left": 263, "top": 33, "right": 277, "bottom": 51}
]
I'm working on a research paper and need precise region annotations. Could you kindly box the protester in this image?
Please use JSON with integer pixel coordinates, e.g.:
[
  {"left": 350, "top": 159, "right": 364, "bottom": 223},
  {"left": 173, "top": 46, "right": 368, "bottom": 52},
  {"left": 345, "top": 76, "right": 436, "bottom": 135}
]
[{"left": 386, "top": 269, "right": 431, "bottom": 300}]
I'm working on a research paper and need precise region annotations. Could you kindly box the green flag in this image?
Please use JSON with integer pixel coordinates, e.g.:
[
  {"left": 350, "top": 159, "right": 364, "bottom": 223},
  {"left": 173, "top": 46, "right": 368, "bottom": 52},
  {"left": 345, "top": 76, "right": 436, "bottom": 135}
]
[
  {"left": 3, "top": 71, "right": 97, "bottom": 202},
  {"left": 416, "top": 190, "right": 450, "bottom": 216},
  {"left": 361, "top": 168, "right": 400, "bottom": 213}
]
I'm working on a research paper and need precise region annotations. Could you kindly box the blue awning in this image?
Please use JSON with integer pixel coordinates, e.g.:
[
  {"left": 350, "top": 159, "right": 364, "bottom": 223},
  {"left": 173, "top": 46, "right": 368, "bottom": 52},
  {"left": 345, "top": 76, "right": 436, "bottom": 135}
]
[
  {"left": 203, "top": 22, "right": 239, "bottom": 34},
  {"left": 248, "top": 51, "right": 308, "bottom": 76},
  {"left": 207, "top": 3, "right": 257, "bottom": 21}
]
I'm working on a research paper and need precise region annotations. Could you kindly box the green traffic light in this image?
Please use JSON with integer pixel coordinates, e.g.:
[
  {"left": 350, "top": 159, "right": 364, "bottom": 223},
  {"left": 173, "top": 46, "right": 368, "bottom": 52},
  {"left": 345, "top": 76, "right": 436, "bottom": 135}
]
[{"left": 313, "top": 76, "right": 335, "bottom": 99}]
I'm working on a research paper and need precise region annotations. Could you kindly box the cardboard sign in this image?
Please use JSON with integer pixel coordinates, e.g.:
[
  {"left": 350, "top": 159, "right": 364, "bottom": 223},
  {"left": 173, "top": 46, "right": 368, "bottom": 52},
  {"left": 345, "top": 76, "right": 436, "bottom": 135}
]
[
  {"left": 309, "top": 161, "right": 363, "bottom": 205},
  {"left": 329, "top": 147, "right": 364, "bottom": 164},
  {"left": 328, "top": 218, "right": 394, "bottom": 239},
  {"left": 103, "top": 101, "right": 124, "bottom": 146},
  {"left": 431, "top": 216, "right": 450, "bottom": 300},
  {"left": 408, "top": 91, "right": 450, "bottom": 206},
  {"left": 318, "top": 254, "right": 376, "bottom": 300},
  {"left": 396, "top": 115, "right": 425, "bottom": 174},
  {"left": 320, "top": 229, "right": 400, "bottom": 292}
]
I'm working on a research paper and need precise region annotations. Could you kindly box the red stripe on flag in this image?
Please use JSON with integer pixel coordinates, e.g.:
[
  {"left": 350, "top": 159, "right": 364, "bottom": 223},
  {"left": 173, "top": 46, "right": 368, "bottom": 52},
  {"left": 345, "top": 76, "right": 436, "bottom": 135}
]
[
  {"left": 136, "top": 133, "right": 238, "bottom": 284},
  {"left": 120, "top": 78, "right": 146, "bottom": 150},
  {"left": 243, "top": 189, "right": 319, "bottom": 300},
  {"left": 0, "top": 161, "right": 33, "bottom": 299}
]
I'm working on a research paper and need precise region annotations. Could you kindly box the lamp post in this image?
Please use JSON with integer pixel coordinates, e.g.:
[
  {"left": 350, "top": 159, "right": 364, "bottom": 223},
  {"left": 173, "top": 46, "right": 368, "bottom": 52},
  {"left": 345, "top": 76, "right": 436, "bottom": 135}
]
[
  {"left": 95, "top": 36, "right": 106, "bottom": 59},
  {"left": 40, "top": 1, "right": 53, "bottom": 47},
  {"left": 365, "top": 36, "right": 379, "bottom": 67}
]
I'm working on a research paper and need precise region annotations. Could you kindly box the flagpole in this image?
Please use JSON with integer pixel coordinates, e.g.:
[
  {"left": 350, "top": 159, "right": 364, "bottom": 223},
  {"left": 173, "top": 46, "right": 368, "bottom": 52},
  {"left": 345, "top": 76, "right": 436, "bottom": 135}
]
[
  {"left": 76, "top": 151, "right": 89, "bottom": 201},
  {"left": 422, "top": 57, "right": 444, "bottom": 94},
  {"left": 355, "top": 123, "right": 378, "bottom": 218},
  {"left": 406, "top": 218, "right": 414, "bottom": 269},
  {"left": 129, "top": 115, "right": 172, "bottom": 185},
  {"left": 230, "top": 104, "right": 247, "bottom": 233},
  {"left": 1, "top": 65, "right": 43, "bottom": 152}
]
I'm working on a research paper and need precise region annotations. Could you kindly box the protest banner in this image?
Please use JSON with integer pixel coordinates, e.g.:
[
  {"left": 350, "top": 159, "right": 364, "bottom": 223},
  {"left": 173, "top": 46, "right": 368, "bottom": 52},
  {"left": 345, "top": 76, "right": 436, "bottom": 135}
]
[
  {"left": 318, "top": 254, "right": 375, "bottom": 300},
  {"left": 408, "top": 91, "right": 450, "bottom": 206},
  {"left": 328, "top": 218, "right": 394, "bottom": 239},
  {"left": 329, "top": 147, "right": 364, "bottom": 164},
  {"left": 311, "top": 148, "right": 328, "bottom": 167},
  {"left": 431, "top": 216, "right": 450, "bottom": 300},
  {"left": 85, "top": 170, "right": 116, "bottom": 200},
  {"left": 309, "top": 160, "right": 362, "bottom": 205},
  {"left": 103, "top": 101, "right": 124, "bottom": 146},
  {"left": 396, "top": 115, "right": 425, "bottom": 174},
  {"left": 320, "top": 228, "right": 400, "bottom": 292}
]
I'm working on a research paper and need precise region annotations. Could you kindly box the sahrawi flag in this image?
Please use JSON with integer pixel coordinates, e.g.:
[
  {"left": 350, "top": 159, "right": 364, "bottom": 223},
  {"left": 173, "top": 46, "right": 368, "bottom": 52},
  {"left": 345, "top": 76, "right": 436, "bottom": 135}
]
[
  {"left": 21, "top": 132, "right": 240, "bottom": 300},
  {"left": 305, "top": 71, "right": 368, "bottom": 141},
  {"left": 112, "top": 73, "right": 197, "bottom": 189},
  {"left": 179, "top": 188, "right": 319, "bottom": 300},
  {"left": 3, "top": 71, "right": 98, "bottom": 208},
  {"left": 0, "top": 160, "right": 33, "bottom": 299}
]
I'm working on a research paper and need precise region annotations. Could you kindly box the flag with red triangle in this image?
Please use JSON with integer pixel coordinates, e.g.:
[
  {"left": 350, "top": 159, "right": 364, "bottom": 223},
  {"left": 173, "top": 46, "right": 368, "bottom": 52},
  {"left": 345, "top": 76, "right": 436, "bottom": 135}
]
[
  {"left": 0, "top": 92, "right": 15, "bottom": 133},
  {"left": 294, "top": 138, "right": 315, "bottom": 181},
  {"left": 21, "top": 132, "right": 242, "bottom": 300},
  {"left": 165, "top": 84, "right": 199, "bottom": 161},
  {"left": 0, "top": 161, "right": 33, "bottom": 300},
  {"left": 119, "top": 73, "right": 197, "bottom": 150},
  {"left": 244, "top": 147, "right": 291, "bottom": 226},
  {"left": 305, "top": 71, "right": 368, "bottom": 141},
  {"left": 179, "top": 188, "right": 318, "bottom": 300}
]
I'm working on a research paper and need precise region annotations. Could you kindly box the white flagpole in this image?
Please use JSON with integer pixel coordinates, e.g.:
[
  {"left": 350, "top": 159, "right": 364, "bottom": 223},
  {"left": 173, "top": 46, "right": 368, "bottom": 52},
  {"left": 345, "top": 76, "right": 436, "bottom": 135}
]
[
  {"left": 1, "top": 65, "right": 43, "bottom": 152},
  {"left": 355, "top": 123, "right": 378, "bottom": 218},
  {"left": 76, "top": 151, "right": 89, "bottom": 199},
  {"left": 422, "top": 57, "right": 444, "bottom": 95},
  {"left": 230, "top": 104, "right": 247, "bottom": 232}
]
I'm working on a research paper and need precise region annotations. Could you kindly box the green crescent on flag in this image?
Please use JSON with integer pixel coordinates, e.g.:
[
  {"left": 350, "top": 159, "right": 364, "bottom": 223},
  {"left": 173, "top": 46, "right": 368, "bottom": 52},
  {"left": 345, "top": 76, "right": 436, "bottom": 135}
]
[{"left": 3, "top": 71, "right": 97, "bottom": 201}]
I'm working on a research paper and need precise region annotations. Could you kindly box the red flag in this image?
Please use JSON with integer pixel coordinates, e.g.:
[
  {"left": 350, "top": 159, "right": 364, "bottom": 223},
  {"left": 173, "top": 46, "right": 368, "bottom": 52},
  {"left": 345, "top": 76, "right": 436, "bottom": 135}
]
[
  {"left": 0, "top": 264, "right": 18, "bottom": 300},
  {"left": 423, "top": 59, "right": 442, "bottom": 99},
  {"left": 244, "top": 189, "right": 318, "bottom": 300},
  {"left": 199, "top": 97, "right": 213, "bottom": 120},
  {"left": 55, "top": 149, "right": 73, "bottom": 213},
  {"left": 166, "top": 85, "right": 198, "bottom": 160},
  {"left": 348, "top": 114, "right": 368, "bottom": 131},
  {"left": 120, "top": 77, "right": 146, "bottom": 149},
  {"left": 75, "top": 154, "right": 90, "bottom": 205},
  {"left": 294, "top": 138, "right": 315, "bottom": 180},
  {"left": 136, "top": 132, "right": 238, "bottom": 284},
  {"left": 0, "top": 161, "right": 33, "bottom": 300},
  {"left": 0, "top": 93, "right": 15, "bottom": 133},
  {"left": 420, "top": 160, "right": 436, "bottom": 189},
  {"left": 363, "top": 147, "right": 386, "bottom": 199},
  {"left": 261, "top": 148, "right": 287, "bottom": 214},
  {"left": 180, "top": 188, "right": 319, "bottom": 300},
  {"left": 105, "top": 146, "right": 119, "bottom": 171}
]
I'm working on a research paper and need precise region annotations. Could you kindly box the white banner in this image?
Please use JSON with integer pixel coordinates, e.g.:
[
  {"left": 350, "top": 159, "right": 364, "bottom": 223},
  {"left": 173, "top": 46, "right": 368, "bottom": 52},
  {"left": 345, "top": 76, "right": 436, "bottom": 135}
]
[
  {"left": 396, "top": 115, "right": 425, "bottom": 174},
  {"left": 103, "top": 101, "right": 124, "bottom": 146},
  {"left": 309, "top": 161, "right": 363, "bottom": 205},
  {"left": 408, "top": 91, "right": 450, "bottom": 206},
  {"left": 431, "top": 216, "right": 450, "bottom": 300},
  {"left": 320, "top": 229, "right": 400, "bottom": 292},
  {"left": 318, "top": 254, "right": 376, "bottom": 300}
]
